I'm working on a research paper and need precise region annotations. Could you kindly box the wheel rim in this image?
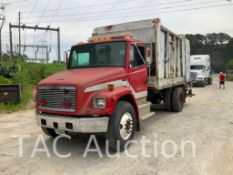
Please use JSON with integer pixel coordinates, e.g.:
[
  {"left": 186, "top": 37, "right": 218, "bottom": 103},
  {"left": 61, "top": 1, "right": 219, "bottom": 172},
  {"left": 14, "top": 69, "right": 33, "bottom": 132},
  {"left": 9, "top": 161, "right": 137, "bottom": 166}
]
[{"left": 119, "top": 112, "right": 133, "bottom": 140}]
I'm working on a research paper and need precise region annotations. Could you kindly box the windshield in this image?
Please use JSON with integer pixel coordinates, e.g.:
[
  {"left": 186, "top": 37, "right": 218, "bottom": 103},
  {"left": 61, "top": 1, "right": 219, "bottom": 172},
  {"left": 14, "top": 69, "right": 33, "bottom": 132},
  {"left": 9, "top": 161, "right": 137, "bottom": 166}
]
[
  {"left": 191, "top": 65, "right": 204, "bottom": 70},
  {"left": 68, "top": 42, "right": 126, "bottom": 68}
]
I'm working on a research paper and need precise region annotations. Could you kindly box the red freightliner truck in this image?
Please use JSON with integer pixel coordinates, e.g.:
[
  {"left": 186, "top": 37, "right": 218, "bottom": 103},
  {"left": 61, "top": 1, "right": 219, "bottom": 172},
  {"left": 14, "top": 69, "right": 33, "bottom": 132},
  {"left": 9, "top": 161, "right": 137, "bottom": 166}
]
[{"left": 36, "top": 18, "right": 192, "bottom": 150}]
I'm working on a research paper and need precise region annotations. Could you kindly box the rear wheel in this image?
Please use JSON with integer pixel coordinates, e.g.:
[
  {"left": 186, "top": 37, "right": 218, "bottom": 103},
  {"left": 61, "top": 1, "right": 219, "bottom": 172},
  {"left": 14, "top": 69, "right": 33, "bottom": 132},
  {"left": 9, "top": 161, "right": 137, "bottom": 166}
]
[
  {"left": 41, "top": 127, "right": 58, "bottom": 138},
  {"left": 164, "top": 89, "right": 172, "bottom": 111},
  {"left": 106, "top": 101, "right": 136, "bottom": 151},
  {"left": 172, "top": 87, "right": 184, "bottom": 112}
]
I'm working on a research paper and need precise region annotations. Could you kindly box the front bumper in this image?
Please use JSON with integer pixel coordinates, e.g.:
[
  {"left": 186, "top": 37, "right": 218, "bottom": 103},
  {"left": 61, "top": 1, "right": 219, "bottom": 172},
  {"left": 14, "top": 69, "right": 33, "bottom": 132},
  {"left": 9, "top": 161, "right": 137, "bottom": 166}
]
[{"left": 36, "top": 113, "right": 109, "bottom": 133}]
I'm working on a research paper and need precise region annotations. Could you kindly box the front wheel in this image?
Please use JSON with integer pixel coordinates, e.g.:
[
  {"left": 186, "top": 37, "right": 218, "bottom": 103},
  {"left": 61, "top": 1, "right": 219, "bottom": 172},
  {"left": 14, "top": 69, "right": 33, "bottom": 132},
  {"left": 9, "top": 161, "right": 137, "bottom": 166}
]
[
  {"left": 201, "top": 81, "right": 206, "bottom": 87},
  {"left": 106, "top": 101, "right": 136, "bottom": 151}
]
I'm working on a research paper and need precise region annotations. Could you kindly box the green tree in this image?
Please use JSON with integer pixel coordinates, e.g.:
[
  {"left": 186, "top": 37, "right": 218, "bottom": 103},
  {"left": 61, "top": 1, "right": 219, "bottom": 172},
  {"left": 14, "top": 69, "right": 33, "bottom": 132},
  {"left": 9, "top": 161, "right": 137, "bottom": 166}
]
[{"left": 186, "top": 33, "right": 233, "bottom": 72}]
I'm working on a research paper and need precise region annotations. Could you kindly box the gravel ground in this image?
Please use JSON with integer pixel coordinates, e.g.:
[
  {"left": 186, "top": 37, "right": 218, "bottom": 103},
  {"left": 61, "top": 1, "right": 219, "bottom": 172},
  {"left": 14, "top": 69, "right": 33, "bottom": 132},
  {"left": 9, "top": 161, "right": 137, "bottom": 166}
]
[{"left": 0, "top": 76, "right": 233, "bottom": 175}]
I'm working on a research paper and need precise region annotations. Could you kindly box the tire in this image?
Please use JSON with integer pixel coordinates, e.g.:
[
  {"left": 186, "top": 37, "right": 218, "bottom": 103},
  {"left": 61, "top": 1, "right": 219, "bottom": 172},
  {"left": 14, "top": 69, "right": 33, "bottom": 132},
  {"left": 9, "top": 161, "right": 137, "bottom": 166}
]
[
  {"left": 41, "top": 127, "right": 58, "bottom": 138},
  {"left": 172, "top": 87, "right": 184, "bottom": 112},
  {"left": 106, "top": 101, "right": 136, "bottom": 151},
  {"left": 164, "top": 89, "right": 172, "bottom": 111},
  {"left": 201, "top": 81, "right": 205, "bottom": 87}
]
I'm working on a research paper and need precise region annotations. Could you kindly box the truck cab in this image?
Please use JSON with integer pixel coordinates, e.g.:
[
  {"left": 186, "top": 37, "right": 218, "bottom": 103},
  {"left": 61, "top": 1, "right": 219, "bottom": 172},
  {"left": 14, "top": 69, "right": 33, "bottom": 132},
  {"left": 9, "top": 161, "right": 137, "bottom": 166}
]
[
  {"left": 36, "top": 36, "right": 154, "bottom": 150},
  {"left": 190, "top": 55, "right": 212, "bottom": 87}
]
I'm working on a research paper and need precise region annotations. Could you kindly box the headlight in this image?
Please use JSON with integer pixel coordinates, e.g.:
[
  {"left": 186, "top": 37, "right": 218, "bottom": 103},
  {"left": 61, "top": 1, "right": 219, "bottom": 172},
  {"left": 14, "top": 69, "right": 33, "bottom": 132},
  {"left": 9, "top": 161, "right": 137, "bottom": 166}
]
[{"left": 93, "top": 98, "right": 106, "bottom": 109}]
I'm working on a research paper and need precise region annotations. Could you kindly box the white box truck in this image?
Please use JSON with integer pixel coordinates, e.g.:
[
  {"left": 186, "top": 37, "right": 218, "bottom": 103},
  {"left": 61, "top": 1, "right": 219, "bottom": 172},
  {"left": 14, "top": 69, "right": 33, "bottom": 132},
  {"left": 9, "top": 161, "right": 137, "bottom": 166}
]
[{"left": 190, "top": 55, "right": 213, "bottom": 87}]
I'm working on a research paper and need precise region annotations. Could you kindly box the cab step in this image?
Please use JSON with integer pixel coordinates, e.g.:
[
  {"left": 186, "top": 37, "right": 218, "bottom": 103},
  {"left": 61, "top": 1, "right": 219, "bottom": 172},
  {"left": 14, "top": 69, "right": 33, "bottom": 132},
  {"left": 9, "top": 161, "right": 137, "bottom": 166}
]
[
  {"left": 138, "top": 102, "right": 155, "bottom": 121},
  {"left": 140, "top": 112, "right": 155, "bottom": 121}
]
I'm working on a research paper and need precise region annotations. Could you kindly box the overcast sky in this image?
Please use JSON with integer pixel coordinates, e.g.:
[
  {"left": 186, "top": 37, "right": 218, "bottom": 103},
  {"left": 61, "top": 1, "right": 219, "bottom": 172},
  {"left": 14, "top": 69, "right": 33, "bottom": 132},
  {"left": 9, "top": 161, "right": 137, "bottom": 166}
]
[{"left": 1, "top": 0, "right": 233, "bottom": 61}]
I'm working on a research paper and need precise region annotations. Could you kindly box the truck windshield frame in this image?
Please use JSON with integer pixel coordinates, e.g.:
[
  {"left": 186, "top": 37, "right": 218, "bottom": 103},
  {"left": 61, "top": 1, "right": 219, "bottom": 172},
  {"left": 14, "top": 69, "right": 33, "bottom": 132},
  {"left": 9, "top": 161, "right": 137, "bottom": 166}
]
[{"left": 68, "top": 41, "right": 127, "bottom": 69}]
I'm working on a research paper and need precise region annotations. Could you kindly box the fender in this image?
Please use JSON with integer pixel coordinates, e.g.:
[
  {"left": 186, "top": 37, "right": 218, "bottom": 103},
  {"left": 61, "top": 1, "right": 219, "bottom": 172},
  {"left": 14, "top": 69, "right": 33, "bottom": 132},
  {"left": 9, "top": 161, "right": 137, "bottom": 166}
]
[{"left": 94, "top": 86, "right": 139, "bottom": 120}]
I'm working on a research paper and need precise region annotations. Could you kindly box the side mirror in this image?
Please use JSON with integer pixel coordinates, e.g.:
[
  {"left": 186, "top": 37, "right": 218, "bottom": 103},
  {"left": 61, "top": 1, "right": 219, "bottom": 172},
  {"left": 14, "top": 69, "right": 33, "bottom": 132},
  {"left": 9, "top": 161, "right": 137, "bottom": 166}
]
[
  {"left": 146, "top": 48, "right": 152, "bottom": 64},
  {"left": 65, "top": 52, "right": 69, "bottom": 63}
]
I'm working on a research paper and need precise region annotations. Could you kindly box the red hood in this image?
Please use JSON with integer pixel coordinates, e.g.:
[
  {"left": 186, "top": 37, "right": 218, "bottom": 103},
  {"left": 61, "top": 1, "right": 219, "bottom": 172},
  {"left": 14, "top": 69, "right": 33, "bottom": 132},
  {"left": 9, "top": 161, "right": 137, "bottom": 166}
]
[{"left": 39, "top": 67, "right": 128, "bottom": 87}]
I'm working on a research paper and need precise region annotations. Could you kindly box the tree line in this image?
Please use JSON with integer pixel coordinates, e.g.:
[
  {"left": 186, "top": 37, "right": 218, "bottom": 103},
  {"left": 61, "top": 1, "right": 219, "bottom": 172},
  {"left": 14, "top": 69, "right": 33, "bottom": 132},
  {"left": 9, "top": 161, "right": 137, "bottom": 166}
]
[{"left": 186, "top": 33, "right": 233, "bottom": 72}]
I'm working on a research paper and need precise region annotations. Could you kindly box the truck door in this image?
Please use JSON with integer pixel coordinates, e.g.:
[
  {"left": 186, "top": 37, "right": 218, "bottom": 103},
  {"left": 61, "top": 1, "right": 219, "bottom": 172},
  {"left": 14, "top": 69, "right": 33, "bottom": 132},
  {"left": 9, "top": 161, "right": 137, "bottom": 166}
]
[{"left": 129, "top": 44, "right": 148, "bottom": 99}]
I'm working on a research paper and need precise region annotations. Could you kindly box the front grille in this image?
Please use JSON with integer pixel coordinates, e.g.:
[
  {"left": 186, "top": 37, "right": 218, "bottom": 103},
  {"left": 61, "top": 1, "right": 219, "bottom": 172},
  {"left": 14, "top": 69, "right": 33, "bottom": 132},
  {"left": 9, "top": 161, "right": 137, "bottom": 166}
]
[
  {"left": 190, "top": 72, "right": 197, "bottom": 81},
  {"left": 37, "top": 86, "right": 76, "bottom": 112}
]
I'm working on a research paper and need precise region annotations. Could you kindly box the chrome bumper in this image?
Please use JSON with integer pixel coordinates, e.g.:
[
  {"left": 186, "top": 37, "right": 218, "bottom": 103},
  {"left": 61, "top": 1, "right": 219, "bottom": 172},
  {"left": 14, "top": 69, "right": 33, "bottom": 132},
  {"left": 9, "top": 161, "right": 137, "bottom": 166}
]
[{"left": 36, "top": 113, "right": 109, "bottom": 133}]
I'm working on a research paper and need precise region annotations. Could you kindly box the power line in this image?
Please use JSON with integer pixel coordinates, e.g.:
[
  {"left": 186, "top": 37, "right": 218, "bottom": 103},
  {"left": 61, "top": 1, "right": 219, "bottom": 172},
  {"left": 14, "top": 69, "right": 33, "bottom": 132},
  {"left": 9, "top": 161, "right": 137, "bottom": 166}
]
[
  {"left": 48, "top": 0, "right": 64, "bottom": 26},
  {"left": 23, "top": 0, "right": 225, "bottom": 21},
  {"left": 23, "top": 0, "right": 227, "bottom": 25},
  {"left": 25, "top": 2, "right": 233, "bottom": 24},
  {"left": 24, "top": 0, "right": 39, "bottom": 24},
  {"left": 4, "top": 0, "right": 30, "bottom": 6},
  {"left": 64, "top": 0, "right": 99, "bottom": 34},
  {"left": 23, "top": 0, "right": 141, "bottom": 13},
  {"left": 37, "top": 0, "right": 50, "bottom": 25},
  {"left": 22, "top": 0, "right": 200, "bottom": 15},
  {"left": 74, "top": 0, "right": 123, "bottom": 37},
  {"left": 119, "top": 0, "right": 152, "bottom": 22}
]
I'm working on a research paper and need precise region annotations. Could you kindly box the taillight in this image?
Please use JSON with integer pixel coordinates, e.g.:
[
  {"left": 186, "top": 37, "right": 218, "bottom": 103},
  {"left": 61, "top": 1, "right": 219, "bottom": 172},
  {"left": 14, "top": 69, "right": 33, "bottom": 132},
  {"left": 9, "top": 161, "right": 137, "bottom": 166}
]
[
  {"left": 63, "top": 101, "right": 71, "bottom": 108},
  {"left": 39, "top": 99, "right": 47, "bottom": 106}
]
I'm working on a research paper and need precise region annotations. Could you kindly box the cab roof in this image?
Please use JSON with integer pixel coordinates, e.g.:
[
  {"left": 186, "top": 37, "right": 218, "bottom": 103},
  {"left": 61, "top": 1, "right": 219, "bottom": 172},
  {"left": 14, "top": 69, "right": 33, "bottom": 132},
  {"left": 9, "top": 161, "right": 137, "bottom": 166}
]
[{"left": 73, "top": 35, "right": 144, "bottom": 47}]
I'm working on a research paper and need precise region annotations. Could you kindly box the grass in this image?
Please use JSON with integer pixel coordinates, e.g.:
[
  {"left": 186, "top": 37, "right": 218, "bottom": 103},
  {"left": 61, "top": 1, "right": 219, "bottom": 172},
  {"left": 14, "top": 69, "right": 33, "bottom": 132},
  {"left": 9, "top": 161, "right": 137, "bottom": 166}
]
[
  {"left": 25, "top": 63, "right": 66, "bottom": 84},
  {"left": 0, "top": 61, "right": 66, "bottom": 113}
]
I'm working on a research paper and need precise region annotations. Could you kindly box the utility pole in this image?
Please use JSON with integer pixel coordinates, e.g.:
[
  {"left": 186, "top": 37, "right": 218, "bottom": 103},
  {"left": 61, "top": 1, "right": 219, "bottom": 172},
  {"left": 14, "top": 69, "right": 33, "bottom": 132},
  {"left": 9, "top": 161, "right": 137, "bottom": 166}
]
[
  {"left": 0, "top": 18, "right": 3, "bottom": 62},
  {"left": 0, "top": 4, "right": 5, "bottom": 62},
  {"left": 9, "top": 23, "right": 13, "bottom": 60},
  {"left": 18, "top": 11, "right": 21, "bottom": 60},
  {"left": 57, "top": 27, "right": 61, "bottom": 63}
]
